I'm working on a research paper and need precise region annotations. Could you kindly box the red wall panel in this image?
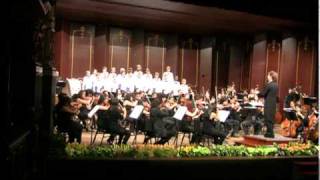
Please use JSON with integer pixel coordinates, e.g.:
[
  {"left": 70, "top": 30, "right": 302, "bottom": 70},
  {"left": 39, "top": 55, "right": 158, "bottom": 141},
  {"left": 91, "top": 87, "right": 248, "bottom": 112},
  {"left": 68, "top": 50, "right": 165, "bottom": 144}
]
[
  {"left": 54, "top": 19, "right": 70, "bottom": 78},
  {"left": 145, "top": 34, "right": 166, "bottom": 75},
  {"left": 181, "top": 48, "right": 199, "bottom": 88},
  {"left": 93, "top": 25, "right": 108, "bottom": 71},
  {"left": 228, "top": 45, "right": 244, "bottom": 91},
  {"left": 279, "top": 37, "right": 297, "bottom": 106},
  {"left": 165, "top": 34, "right": 179, "bottom": 76},
  {"left": 250, "top": 40, "right": 267, "bottom": 90},
  {"left": 199, "top": 45, "right": 212, "bottom": 92},
  {"left": 109, "top": 28, "right": 131, "bottom": 71},
  {"left": 240, "top": 43, "right": 252, "bottom": 91},
  {"left": 131, "top": 29, "right": 145, "bottom": 69},
  {"left": 296, "top": 39, "right": 316, "bottom": 95},
  {"left": 69, "top": 24, "right": 95, "bottom": 78},
  {"left": 266, "top": 41, "right": 281, "bottom": 76}
]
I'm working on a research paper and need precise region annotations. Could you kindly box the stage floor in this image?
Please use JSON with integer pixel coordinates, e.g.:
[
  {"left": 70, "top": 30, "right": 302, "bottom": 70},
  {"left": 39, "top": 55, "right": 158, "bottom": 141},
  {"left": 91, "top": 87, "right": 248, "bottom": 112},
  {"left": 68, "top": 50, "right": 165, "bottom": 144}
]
[{"left": 80, "top": 124, "right": 291, "bottom": 146}]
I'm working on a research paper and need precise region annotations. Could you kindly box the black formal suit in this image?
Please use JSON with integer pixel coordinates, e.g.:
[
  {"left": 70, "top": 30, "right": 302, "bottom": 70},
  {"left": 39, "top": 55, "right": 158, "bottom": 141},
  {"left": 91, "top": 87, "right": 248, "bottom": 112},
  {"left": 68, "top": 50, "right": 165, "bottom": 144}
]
[
  {"left": 150, "top": 107, "right": 169, "bottom": 137},
  {"left": 258, "top": 81, "right": 278, "bottom": 137},
  {"left": 97, "top": 106, "right": 130, "bottom": 144}
]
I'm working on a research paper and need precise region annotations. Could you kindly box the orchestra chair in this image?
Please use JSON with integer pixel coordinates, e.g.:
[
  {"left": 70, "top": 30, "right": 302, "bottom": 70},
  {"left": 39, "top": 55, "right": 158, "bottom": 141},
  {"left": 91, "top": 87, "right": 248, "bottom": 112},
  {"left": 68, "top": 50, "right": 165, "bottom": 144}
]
[
  {"left": 91, "top": 128, "right": 110, "bottom": 145},
  {"left": 201, "top": 134, "right": 212, "bottom": 146},
  {"left": 174, "top": 132, "right": 192, "bottom": 148}
]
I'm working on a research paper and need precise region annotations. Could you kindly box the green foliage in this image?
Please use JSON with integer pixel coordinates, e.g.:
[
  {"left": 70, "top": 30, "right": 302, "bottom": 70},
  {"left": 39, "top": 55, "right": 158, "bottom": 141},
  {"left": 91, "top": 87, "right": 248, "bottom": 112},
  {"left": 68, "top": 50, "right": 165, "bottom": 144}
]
[{"left": 63, "top": 142, "right": 319, "bottom": 159}]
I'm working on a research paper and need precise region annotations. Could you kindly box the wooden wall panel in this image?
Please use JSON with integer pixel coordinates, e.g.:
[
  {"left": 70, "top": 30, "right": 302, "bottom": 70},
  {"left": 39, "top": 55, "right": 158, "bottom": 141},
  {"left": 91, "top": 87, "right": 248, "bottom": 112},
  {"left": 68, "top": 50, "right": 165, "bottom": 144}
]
[
  {"left": 131, "top": 29, "right": 145, "bottom": 69},
  {"left": 69, "top": 24, "right": 95, "bottom": 78},
  {"left": 199, "top": 38, "right": 213, "bottom": 92},
  {"left": 93, "top": 25, "right": 108, "bottom": 71},
  {"left": 180, "top": 39, "right": 199, "bottom": 89},
  {"left": 265, "top": 40, "right": 281, "bottom": 80},
  {"left": 54, "top": 19, "right": 70, "bottom": 78},
  {"left": 212, "top": 41, "right": 230, "bottom": 92},
  {"left": 296, "top": 38, "right": 315, "bottom": 95},
  {"left": 165, "top": 34, "right": 179, "bottom": 76},
  {"left": 314, "top": 51, "right": 318, "bottom": 97},
  {"left": 145, "top": 34, "right": 166, "bottom": 74},
  {"left": 250, "top": 40, "right": 267, "bottom": 90},
  {"left": 228, "top": 45, "right": 244, "bottom": 91},
  {"left": 109, "top": 28, "right": 131, "bottom": 71},
  {"left": 240, "top": 43, "right": 252, "bottom": 91},
  {"left": 279, "top": 37, "right": 297, "bottom": 106},
  {"left": 182, "top": 49, "right": 199, "bottom": 88}
]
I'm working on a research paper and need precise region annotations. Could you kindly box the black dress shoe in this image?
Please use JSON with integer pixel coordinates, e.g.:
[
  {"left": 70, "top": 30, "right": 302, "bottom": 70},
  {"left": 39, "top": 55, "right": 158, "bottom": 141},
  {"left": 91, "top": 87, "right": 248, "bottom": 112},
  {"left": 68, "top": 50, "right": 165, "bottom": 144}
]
[{"left": 264, "top": 133, "right": 275, "bottom": 138}]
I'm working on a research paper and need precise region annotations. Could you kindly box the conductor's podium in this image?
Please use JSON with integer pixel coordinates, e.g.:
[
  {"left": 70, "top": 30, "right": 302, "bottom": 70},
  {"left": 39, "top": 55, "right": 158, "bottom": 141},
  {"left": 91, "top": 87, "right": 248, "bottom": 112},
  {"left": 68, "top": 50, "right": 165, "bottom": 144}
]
[{"left": 235, "top": 134, "right": 299, "bottom": 147}]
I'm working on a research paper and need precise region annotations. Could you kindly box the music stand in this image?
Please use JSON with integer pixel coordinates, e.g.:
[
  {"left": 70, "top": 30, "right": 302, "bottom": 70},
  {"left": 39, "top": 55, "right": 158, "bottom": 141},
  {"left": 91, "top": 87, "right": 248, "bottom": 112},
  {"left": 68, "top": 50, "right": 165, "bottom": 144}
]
[
  {"left": 303, "top": 97, "right": 317, "bottom": 106},
  {"left": 129, "top": 105, "right": 144, "bottom": 120},
  {"left": 283, "top": 108, "right": 298, "bottom": 120}
]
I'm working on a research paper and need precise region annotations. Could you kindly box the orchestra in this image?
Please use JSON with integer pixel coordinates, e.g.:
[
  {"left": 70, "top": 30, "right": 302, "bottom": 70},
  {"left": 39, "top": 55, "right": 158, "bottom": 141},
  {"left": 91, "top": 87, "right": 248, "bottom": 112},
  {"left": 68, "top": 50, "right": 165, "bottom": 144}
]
[{"left": 54, "top": 66, "right": 318, "bottom": 145}]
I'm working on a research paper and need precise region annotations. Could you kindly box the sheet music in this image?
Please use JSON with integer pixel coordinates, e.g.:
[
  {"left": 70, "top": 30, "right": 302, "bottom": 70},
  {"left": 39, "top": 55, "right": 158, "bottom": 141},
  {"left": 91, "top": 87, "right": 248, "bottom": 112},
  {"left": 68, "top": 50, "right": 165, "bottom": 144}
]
[
  {"left": 129, "top": 105, "right": 144, "bottom": 119},
  {"left": 249, "top": 102, "right": 264, "bottom": 107},
  {"left": 283, "top": 108, "right": 293, "bottom": 112},
  {"left": 88, "top": 105, "right": 100, "bottom": 118},
  {"left": 173, "top": 106, "right": 187, "bottom": 120},
  {"left": 217, "top": 110, "right": 230, "bottom": 122}
]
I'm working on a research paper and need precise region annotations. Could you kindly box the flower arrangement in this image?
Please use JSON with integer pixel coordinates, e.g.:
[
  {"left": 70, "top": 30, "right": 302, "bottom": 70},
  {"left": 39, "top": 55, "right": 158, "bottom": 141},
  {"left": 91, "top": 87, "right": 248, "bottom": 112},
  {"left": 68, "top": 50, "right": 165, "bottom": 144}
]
[{"left": 63, "top": 142, "right": 319, "bottom": 159}]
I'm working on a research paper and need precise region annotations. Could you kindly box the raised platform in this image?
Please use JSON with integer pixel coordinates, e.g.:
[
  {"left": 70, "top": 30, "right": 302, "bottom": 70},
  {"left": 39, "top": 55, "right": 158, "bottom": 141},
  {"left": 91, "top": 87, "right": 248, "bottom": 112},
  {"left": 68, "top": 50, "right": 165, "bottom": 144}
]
[{"left": 235, "top": 134, "right": 299, "bottom": 147}]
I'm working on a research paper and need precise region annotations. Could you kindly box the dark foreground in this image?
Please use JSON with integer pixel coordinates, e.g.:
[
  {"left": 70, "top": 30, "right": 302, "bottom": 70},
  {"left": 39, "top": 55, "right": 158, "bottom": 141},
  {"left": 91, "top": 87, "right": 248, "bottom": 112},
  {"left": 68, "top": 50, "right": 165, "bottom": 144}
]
[{"left": 45, "top": 156, "right": 318, "bottom": 180}]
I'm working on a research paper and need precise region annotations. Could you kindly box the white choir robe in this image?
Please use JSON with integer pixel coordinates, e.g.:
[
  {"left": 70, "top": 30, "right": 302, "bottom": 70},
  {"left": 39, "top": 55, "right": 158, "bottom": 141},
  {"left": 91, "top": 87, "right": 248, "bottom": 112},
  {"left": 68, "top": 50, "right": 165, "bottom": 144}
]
[
  {"left": 125, "top": 74, "right": 135, "bottom": 93},
  {"left": 179, "top": 84, "right": 189, "bottom": 95},
  {"left": 143, "top": 74, "right": 153, "bottom": 92},
  {"left": 101, "top": 72, "right": 109, "bottom": 79},
  {"left": 106, "top": 73, "right": 117, "bottom": 93},
  {"left": 95, "top": 79, "right": 104, "bottom": 92},
  {"left": 172, "top": 81, "right": 181, "bottom": 96},
  {"left": 133, "top": 71, "right": 143, "bottom": 78},
  {"left": 116, "top": 74, "right": 127, "bottom": 92},
  {"left": 82, "top": 75, "right": 93, "bottom": 90},
  {"left": 162, "top": 72, "right": 174, "bottom": 82},
  {"left": 154, "top": 78, "right": 163, "bottom": 93},
  {"left": 163, "top": 81, "right": 174, "bottom": 95},
  {"left": 134, "top": 76, "right": 145, "bottom": 92}
]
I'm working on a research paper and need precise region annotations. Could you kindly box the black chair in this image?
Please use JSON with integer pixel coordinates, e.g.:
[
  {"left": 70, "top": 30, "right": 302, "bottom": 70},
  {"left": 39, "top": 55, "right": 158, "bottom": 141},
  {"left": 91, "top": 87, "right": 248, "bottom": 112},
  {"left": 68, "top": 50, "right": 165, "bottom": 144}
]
[{"left": 91, "top": 128, "right": 110, "bottom": 145}]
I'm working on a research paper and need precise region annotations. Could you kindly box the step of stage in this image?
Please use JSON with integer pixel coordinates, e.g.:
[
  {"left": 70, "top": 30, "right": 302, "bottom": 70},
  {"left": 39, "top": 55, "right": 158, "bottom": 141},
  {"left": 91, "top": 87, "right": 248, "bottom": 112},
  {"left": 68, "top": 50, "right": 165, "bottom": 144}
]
[{"left": 234, "top": 134, "right": 299, "bottom": 147}]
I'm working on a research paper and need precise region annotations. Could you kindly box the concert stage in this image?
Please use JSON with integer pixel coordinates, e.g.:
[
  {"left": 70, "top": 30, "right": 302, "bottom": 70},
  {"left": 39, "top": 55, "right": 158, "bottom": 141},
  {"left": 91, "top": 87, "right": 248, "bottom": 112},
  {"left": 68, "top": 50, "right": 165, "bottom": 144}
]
[
  {"left": 234, "top": 134, "right": 299, "bottom": 147},
  {"left": 46, "top": 156, "right": 318, "bottom": 180}
]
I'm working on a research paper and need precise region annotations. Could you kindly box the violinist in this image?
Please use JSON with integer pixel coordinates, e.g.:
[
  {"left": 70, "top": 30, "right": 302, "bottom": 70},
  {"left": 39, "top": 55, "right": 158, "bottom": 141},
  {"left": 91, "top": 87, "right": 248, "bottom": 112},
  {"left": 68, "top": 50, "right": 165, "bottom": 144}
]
[
  {"left": 202, "top": 104, "right": 226, "bottom": 145},
  {"left": 144, "top": 99, "right": 171, "bottom": 144},
  {"left": 123, "top": 94, "right": 138, "bottom": 131},
  {"left": 76, "top": 90, "right": 94, "bottom": 131},
  {"left": 258, "top": 71, "right": 278, "bottom": 138},
  {"left": 178, "top": 94, "right": 201, "bottom": 134},
  {"left": 219, "top": 98, "right": 240, "bottom": 137},
  {"left": 54, "top": 93, "right": 83, "bottom": 143},
  {"left": 104, "top": 98, "right": 130, "bottom": 144}
]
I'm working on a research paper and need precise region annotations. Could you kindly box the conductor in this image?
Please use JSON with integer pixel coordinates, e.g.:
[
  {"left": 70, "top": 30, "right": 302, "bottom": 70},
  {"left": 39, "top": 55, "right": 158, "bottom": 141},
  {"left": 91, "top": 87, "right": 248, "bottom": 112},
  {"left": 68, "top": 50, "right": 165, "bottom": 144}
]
[{"left": 258, "top": 71, "right": 279, "bottom": 138}]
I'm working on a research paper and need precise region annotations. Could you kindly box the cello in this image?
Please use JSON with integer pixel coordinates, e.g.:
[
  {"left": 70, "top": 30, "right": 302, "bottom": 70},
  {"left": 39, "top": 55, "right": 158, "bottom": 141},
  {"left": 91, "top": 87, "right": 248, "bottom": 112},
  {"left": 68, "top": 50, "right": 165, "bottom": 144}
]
[
  {"left": 304, "top": 109, "right": 319, "bottom": 142},
  {"left": 280, "top": 101, "right": 302, "bottom": 138}
]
